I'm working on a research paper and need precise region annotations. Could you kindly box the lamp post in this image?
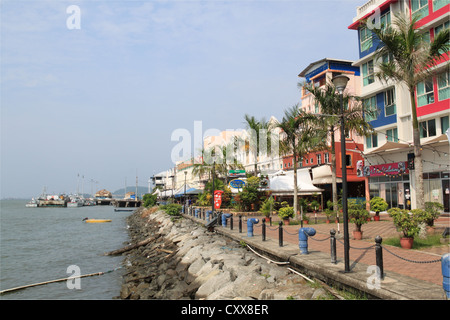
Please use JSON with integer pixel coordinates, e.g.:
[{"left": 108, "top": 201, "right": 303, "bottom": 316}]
[
  {"left": 184, "top": 171, "right": 187, "bottom": 206},
  {"left": 211, "top": 159, "right": 216, "bottom": 215},
  {"left": 332, "top": 74, "right": 350, "bottom": 273}
]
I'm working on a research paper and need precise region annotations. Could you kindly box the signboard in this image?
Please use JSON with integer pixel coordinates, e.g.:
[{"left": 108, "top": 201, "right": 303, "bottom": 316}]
[
  {"left": 229, "top": 170, "right": 245, "bottom": 174},
  {"left": 229, "top": 179, "right": 246, "bottom": 189},
  {"left": 368, "top": 161, "right": 408, "bottom": 177},
  {"left": 214, "top": 190, "right": 224, "bottom": 209}
]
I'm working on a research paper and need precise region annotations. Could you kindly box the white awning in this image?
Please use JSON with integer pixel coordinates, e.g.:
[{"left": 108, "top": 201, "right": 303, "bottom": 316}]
[{"left": 311, "top": 164, "right": 342, "bottom": 184}]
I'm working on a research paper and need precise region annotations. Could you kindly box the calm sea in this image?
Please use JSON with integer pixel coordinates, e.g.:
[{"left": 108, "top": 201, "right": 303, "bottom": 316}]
[{"left": 0, "top": 199, "right": 131, "bottom": 300}]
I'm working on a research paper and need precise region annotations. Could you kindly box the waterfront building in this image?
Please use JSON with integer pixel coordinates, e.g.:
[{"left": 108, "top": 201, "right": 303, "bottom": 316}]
[
  {"left": 294, "top": 58, "right": 365, "bottom": 203},
  {"left": 348, "top": 0, "right": 449, "bottom": 211}
]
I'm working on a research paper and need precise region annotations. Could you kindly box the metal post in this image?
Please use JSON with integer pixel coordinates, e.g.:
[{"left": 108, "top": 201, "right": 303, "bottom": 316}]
[
  {"left": 340, "top": 92, "right": 350, "bottom": 273},
  {"left": 375, "top": 236, "right": 384, "bottom": 280},
  {"left": 278, "top": 221, "right": 283, "bottom": 247},
  {"left": 230, "top": 215, "right": 233, "bottom": 230},
  {"left": 262, "top": 218, "right": 266, "bottom": 241},
  {"left": 330, "top": 229, "right": 337, "bottom": 264},
  {"left": 239, "top": 215, "right": 242, "bottom": 233}
]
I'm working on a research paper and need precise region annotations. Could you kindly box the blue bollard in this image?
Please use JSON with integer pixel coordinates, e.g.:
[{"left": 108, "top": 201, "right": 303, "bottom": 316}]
[
  {"left": 298, "top": 227, "right": 316, "bottom": 254},
  {"left": 222, "top": 213, "right": 232, "bottom": 227},
  {"left": 206, "top": 210, "right": 211, "bottom": 222},
  {"left": 247, "top": 218, "right": 259, "bottom": 237},
  {"left": 442, "top": 253, "right": 450, "bottom": 299}
]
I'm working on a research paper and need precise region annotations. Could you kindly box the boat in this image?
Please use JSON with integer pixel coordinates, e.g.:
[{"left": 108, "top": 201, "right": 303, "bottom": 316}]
[
  {"left": 82, "top": 218, "right": 111, "bottom": 223},
  {"left": 26, "top": 198, "right": 39, "bottom": 207},
  {"left": 67, "top": 195, "right": 84, "bottom": 207},
  {"left": 114, "top": 208, "right": 134, "bottom": 212}
]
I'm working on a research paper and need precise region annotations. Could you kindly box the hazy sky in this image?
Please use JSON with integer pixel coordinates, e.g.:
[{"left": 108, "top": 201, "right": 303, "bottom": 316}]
[{"left": 1, "top": 0, "right": 363, "bottom": 198}]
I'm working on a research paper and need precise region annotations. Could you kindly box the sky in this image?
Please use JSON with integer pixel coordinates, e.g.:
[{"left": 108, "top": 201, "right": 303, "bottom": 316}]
[{"left": 1, "top": 0, "right": 363, "bottom": 199}]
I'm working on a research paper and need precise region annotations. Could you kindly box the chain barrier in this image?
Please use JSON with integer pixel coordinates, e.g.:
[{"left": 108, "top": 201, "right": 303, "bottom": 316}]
[
  {"left": 382, "top": 246, "right": 442, "bottom": 264},
  {"left": 336, "top": 238, "right": 376, "bottom": 250}
]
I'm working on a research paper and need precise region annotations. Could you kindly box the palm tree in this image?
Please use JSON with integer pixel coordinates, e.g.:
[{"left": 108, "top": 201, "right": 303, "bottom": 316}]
[
  {"left": 301, "top": 81, "right": 373, "bottom": 213},
  {"left": 367, "top": 13, "right": 449, "bottom": 209},
  {"left": 243, "top": 114, "right": 272, "bottom": 176},
  {"left": 275, "top": 105, "right": 327, "bottom": 215}
]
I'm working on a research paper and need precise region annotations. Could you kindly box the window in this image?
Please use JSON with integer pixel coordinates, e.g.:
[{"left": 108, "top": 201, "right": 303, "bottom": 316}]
[
  {"left": 437, "top": 70, "right": 449, "bottom": 101},
  {"left": 411, "top": 0, "right": 429, "bottom": 20},
  {"left": 435, "top": 20, "right": 450, "bottom": 54},
  {"left": 382, "top": 52, "right": 393, "bottom": 64},
  {"left": 310, "top": 157, "right": 314, "bottom": 164},
  {"left": 366, "top": 133, "right": 378, "bottom": 149},
  {"left": 305, "top": 158, "right": 308, "bottom": 164},
  {"left": 384, "top": 88, "right": 396, "bottom": 116},
  {"left": 362, "top": 60, "right": 374, "bottom": 86},
  {"left": 417, "top": 78, "right": 435, "bottom": 107},
  {"left": 314, "top": 101, "right": 320, "bottom": 114},
  {"left": 386, "top": 128, "right": 398, "bottom": 142},
  {"left": 441, "top": 116, "right": 449, "bottom": 134},
  {"left": 317, "top": 154, "right": 322, "bottom": 165},
  {"left": 345, "top": 154, "right": 352, "bottom": 167},
  {"left": 433, "top": 0, "right": 450, "bottom": 12},
  {"left": 363, "top": 96, "right": 378, "bottom": 121},
  {"left": 380, "top": 11, "right": 391, "bottom": 31},
  {"left": 420, "top": 119, "right": 437, "bottom": 138},
  {"left": 360, "top": 26, "right": 373, "bottom": 52},
  {"left": 324, "top": 153, "right": 329, "bottom": 163}
]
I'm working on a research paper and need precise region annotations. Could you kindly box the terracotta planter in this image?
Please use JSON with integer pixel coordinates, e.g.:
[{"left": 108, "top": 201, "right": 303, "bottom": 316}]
[
  {"left": 264, "top": 217, "right": 270, "bottom": 223},
  {"left": 373, "top": 215, "right": 380, "bottom": 221},
  {"left": 283, "top": 218, "right": 290, "bottom": 225},
  {"left": 303, "top": 220, "right": 309, "bottom": 225},
  {"left": 400, "top": 237, "right": 414, "bottom": 249},
  {"left": 326, "top": 219, "right": 330, "bottom": 224},
  {"left": 353, "top": 230, "right": 363, "bottom": 240},
  {"left": 426, "top": 226, "right": 435, "bottom": 235}
]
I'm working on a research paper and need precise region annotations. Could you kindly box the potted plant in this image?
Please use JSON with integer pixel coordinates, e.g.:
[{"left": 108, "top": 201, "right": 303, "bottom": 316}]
[
  {"left": 259, "top": 197, "right": 274, "bottom": 222},
  {"left": 369, "top": 196, "right": 388, "bottom": 221},
  {"left": 302, "top": 213, "right": 310, "bottom": 225},
  {"left": 278, "top": 206, "right": 294, "bottom": 225},
  {"left": 387, "top": 207, "right": 422, "bottom": 249},
  {"left": 309, "top": 200, "right": 320, "bottom": 213},
  {"left": 348, "top": 199, "right": 370, "bottom": 240}
]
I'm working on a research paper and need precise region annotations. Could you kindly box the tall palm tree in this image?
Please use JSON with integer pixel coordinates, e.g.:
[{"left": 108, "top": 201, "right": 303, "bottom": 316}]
[
  {"left": 243, "top": 114, "right": 272, "bottom": 176},
  {"left": 367, "top": 13, "right": 449, "bottom": 209},
  {"left": 275, "top": 105, "right": 327, "bottom": 215},
  {"left": 302, "top": 81, "right": 373, "bottom": 212}
]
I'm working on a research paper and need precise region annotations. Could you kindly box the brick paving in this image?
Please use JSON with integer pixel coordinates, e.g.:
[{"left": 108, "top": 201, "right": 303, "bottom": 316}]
[{"left": 248, "top": 214, "right": 450, "bottom": 286}]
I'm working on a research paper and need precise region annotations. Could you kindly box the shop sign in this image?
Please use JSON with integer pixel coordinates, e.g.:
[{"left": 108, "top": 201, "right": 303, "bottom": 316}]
[
  {"left": 229, "top": 179, "right": 246, "bottom": 189},
  {"left": 368, "top": 161, "right": 409, "bottom": 177},
  {"left": 214, "top": 190, "right": 224, "bottom": 209}
]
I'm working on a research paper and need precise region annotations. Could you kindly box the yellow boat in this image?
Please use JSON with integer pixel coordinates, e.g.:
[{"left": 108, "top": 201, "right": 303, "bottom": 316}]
[{"left": 82, "top": 218, "right": 111, "bottom": 223}]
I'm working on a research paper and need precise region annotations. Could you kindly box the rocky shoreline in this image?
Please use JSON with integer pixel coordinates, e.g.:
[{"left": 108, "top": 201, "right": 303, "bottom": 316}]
[{"left": 119, "top": 207, "right": 330, "bottom": 300}]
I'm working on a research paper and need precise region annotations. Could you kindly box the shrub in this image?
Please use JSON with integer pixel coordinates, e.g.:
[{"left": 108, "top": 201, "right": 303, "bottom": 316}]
[
  {"left": 278, "top": 206, "right": 294, "bottom": 220},
  {"left": 388, "top": 207, "right": 421, "bottom": 238},
  {"left": 161, "top": 203, "right": 182, "bottom": 216},
  {"left": 369, "top": 197, "right": 388, "bottom": 214},
  {"left": 259, "top": 197, "right": 274, "bottom": 217}
]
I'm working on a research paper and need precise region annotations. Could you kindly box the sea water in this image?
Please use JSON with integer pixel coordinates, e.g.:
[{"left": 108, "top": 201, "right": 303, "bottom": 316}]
[{"left": 0, "top": 199, "right": 130, "bottom": 299}]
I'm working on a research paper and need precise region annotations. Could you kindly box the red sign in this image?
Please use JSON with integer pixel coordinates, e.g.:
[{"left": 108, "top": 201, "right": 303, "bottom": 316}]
[
  {"left": 214, "top": 190, "right": 224, "bottom": 209},
  {"left": 369, "top": 161, "right": 408, "bottom": 177}
]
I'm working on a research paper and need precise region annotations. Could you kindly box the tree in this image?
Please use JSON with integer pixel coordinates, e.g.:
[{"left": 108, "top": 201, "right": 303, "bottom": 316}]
[
  {"left": 243, "top": 114, "right": 272, "bottom": 176},
  {"left": 275, "top": 105, "right": 327, "bottom": 216},
  {"left": 301, "top": 82, "right": 373, "bottom": 213},
  {"left": 367, "top": 13, "right": 449, "bottom": 209}
]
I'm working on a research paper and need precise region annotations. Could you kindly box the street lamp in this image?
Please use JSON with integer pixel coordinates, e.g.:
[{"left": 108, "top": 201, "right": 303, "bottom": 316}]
[
  {"left": 332, "top": 74, "right": 350, "bottom": 273},
  {"left": 184, "top": 171, "right": 187, "bottom": 207}
]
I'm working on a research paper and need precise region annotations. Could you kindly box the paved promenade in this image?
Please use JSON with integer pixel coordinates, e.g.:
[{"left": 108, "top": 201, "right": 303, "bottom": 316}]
[{"left": 185, "top": 210, "right": 449, "bottom": 300}]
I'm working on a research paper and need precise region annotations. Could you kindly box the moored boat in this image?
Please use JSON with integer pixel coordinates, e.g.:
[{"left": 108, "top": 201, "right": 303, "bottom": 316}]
[{"left": 82, "top": 217, "right": 111, "bottom": 223}]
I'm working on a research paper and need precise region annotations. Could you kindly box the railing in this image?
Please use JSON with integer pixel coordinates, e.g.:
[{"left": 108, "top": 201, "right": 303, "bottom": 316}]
[{"left": 184, "top": 204, "right": 449, "bottom": 298}]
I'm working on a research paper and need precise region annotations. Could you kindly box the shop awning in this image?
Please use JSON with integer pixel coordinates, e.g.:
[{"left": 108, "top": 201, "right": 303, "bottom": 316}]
[
  {"left": 423, "top": 133, "right": 449, "bottom": 146},
  {"left": 365, "top": 141, "right": 411, "bottom": 155},
  {"left": 311, "top": 164, "right": 342, "bottom": 184},
  {"left": 268, "top": 168, "right": 324, "bottom": 196}
]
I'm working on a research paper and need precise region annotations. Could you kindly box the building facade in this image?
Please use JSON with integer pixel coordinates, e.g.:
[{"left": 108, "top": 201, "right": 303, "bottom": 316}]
[{"left": 349, "top": 0, "right": 449, "bottom": 211}]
